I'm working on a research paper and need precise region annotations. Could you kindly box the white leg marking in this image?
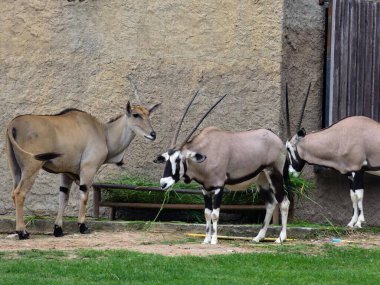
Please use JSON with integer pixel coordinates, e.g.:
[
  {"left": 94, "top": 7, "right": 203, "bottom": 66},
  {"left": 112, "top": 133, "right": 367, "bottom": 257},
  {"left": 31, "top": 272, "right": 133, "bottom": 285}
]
[
  {"left": 354, "top": 189, "right": 365, "bottom": 228},
  {"left": 253, "top": 201, "right": 277, "bottom": 243},
  {"left": 211, "top": 208, "right": 220, "bottom": 245},
  {"left": 347, "top": 189, "right": 358, "bottom": 228},
  {"left": 275, "top": 196, "right": 289, "bottom": 243},
  {"left": 203, "top": 208, "right": 212, "bottom": 244}
]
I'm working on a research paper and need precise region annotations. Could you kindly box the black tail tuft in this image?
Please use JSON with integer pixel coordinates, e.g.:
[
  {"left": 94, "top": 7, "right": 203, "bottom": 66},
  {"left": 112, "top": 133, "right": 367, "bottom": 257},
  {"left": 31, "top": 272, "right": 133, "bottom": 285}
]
[{"left": 34, "top": 152, "right": 62, "bottom": 161}]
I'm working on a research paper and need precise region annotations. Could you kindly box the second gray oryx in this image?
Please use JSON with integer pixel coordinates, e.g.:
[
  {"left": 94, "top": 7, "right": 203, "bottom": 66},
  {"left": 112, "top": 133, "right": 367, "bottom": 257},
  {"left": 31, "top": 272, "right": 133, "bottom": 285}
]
[
  {"left": 285, "top": 84, "right": 380, "bottom": 228},
  {"left": 154, "top": 92, "right": 291, "bottom": 244}
]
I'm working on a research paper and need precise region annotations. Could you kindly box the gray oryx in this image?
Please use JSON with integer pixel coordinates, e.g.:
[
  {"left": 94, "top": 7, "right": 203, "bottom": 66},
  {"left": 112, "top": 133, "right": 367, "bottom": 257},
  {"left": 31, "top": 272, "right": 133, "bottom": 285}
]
[
  {"left": 154, "top": 92, "right": 291, "bottom": 244},
  {"left": 286, "top": 116, "right": 380, "bottom": 228},
  {"left": 6, "top": 92, "right": 160, "bottom": 239},
  {"left": 285, "top": 83, "right": 379, "bottom": 228}
]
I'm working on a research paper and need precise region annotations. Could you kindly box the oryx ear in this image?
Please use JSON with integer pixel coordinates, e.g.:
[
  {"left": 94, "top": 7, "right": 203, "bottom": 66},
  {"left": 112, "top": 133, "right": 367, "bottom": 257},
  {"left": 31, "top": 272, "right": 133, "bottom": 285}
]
[
  {"left": 153, "top": 155, "right": 166, "bottom": 164},
  {"left": 148, "top": 103, "right": 161, "bottom": 114},
  {"left": 297, "top": 128, "right": 306, "bottom": 137},
  {"left": 187, "top": 151, "right": 207, "bottom": 163},
  {"left": 126, "top": 101, "right": 132, "bottom": 117}
]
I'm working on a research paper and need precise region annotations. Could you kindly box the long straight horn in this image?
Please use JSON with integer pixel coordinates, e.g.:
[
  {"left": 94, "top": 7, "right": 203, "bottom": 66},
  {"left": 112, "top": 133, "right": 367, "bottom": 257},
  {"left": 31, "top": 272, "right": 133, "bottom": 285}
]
[
  {"left": 180, "top": 94, "right": 228, "bottom": 148},
  {"left": 127, "top": 75, "right": 141, "bottom": 103},
  {"left": 296, "top": 82, "right": 312, "bottom": 131},
  {"left": 285, "top": 82, "right": 291, "bottom": 139},
  {"left": 170, "top": 90, "right": 200, "bottom": 148}
]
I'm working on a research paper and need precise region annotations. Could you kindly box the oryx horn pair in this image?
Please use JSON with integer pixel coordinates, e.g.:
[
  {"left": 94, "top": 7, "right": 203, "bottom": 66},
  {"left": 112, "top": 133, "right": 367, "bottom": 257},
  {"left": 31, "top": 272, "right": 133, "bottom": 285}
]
[{"left": 169, "top": 91, "right": 228, "bottom": 150}]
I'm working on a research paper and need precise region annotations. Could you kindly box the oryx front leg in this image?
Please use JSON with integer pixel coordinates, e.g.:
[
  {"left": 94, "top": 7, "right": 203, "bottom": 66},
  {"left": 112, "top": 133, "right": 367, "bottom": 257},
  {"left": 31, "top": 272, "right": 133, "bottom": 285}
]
[
  {"left": 202, "top": 190, "right": 212, "bottom": 244},
  {"left": 210, "top": 188, "right": 223, "bottom": 245},
  {"left": 54, "top": 174, "right": 73, "bottom": 237},
  {"left": 347, "top": 172, "right": 365, "bottom": 228}
]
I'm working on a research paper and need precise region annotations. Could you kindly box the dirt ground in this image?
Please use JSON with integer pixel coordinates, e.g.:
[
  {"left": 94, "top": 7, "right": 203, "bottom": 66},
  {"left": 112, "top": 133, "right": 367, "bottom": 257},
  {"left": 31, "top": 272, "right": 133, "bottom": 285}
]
[{"left": 0, "top": 230, "right": 379, "bottom": 256}]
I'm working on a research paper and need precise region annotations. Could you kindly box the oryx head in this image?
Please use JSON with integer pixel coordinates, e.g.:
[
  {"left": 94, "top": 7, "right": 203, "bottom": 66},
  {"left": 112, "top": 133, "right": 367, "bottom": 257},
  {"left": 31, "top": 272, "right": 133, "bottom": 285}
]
[
  {"left": 154, "top": 149, "right": 206, "bottom": 190},
  {"left": 284, "top": 82, "right": 311, "bottom": 177},
  {"left": 286, "top": 128, "right": 307, "bottom": 176},
  {"left": 153, "top": 91, "right": 226, "bottom": 189},
  {"left": 126, "top": 101, "right": 160, "bottom": 140}
]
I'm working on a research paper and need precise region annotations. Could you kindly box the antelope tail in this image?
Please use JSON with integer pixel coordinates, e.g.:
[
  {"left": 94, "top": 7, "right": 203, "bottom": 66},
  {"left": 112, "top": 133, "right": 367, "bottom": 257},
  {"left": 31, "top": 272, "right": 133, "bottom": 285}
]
[{"left": 34, "top": 153, "right": 62, "bottom": 161}]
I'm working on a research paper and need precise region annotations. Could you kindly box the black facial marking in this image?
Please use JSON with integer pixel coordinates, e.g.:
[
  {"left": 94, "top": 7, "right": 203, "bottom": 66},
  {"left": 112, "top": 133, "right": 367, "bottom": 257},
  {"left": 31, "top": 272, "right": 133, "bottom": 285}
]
[
  {"left": 60, "top": 186, "right": 69, "bottom": 194},
  {"left": 79, "top": 185, "right": 88, "bottom": 192},
  {"left": 288, "top": 147, "right": 306, "bottom": 172},
  {"left": 12, "top": 127, "right": 17, "bottom": 140}
]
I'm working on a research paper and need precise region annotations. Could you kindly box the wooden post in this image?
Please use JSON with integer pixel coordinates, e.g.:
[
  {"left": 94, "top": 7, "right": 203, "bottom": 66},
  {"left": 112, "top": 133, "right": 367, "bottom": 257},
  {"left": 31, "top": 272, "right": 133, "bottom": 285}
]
[{"left": 93, "top": 186, "right": 101, "bottom": 218}]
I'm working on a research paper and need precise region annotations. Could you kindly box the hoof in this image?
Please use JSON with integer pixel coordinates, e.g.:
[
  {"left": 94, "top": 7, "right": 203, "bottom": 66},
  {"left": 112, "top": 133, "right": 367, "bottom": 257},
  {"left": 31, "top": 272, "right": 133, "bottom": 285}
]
[
  {"left": 54, "top": 225, "right": 64, "bottom": 237},
  {"left": 78, "top": 223, "right": 90, "bottom": 234},
  {"left": 16, "top": 230, "right": 30, "bottom": 240}
]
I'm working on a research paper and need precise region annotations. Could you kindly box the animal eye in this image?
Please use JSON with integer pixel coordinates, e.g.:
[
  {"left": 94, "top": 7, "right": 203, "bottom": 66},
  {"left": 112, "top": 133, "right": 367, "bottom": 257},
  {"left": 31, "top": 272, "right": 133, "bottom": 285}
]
[{"left": 133, "top": 114, "right": 141, "bottom": 119}]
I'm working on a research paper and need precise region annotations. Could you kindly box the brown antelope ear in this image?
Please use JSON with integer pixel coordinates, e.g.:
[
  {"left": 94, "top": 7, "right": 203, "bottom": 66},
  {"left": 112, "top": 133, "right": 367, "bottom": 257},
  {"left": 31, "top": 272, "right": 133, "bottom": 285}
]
[
  {"left": 153, "top": 155, "right": 166, "bottom": 164},
  {"left": 126, "top": 101, "right": 132, "bottom": 117},
  {"left": 148, "top": 103, "right": 161, "bottom": 114},
  {"left": 297, "top": 128, "right": 306, "bottom": 137}
]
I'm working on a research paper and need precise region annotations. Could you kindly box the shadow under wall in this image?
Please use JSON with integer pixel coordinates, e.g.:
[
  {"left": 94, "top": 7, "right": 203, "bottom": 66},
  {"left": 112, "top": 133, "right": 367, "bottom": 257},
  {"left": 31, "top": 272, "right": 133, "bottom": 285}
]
[{"left": 294, "top": 167, "right": 380, "bottom": 227}]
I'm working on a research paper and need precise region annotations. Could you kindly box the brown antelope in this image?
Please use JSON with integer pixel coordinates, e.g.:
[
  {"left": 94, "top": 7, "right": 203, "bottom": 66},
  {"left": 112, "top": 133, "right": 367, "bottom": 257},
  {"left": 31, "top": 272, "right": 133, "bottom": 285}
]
[
  {"left": 285, "top": 84, "right": 379, "bottom": 228},
  {"left": 6, "top": 98, "right": 160, "bottom": 239},
  {"left": 154, "top": 92, "right": 291, "bottom": 244}
]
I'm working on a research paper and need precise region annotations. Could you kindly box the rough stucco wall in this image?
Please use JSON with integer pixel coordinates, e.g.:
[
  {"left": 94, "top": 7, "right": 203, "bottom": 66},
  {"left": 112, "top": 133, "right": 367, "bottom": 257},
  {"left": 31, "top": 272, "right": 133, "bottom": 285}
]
[
  {"left": 282, "top": 0, "right": 380, "bottom": 227},
  {"left": 0, "top": 0, "right": 284, "bottom": 217}
]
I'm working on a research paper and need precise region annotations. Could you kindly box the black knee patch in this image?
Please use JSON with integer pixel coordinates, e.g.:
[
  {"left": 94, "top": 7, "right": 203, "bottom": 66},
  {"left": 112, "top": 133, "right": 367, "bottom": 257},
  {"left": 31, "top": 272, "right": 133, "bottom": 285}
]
[
  {"left": 79, "top": 185, "right": 88, "bottom": 192},
  {"left": 259, "top": 188, "right": 274, "bottom": 204},
  {"left": 203, "top": 192, "right": 213, "bottom": 210},
  {"left": 53, "top": 224, "right": 64, "bottom": 237},
  {"left": 60, "top": 186, "right": 69, "bottom": 194}
]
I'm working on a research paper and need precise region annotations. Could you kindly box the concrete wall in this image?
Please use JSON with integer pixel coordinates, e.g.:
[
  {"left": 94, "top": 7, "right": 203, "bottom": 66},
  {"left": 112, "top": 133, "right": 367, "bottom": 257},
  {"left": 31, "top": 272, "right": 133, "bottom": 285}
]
[{"left": 0, "top": 0, "right": 284, "bottom": 217}]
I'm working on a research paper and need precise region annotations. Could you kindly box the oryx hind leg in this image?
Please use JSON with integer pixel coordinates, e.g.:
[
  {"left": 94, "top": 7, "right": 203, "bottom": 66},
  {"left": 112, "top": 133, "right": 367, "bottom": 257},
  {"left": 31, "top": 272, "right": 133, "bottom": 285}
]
[
  {"left": 252, "top": 171, "right": 277, "bottom": 243},
  {"left": 11, "top": 161, "right": 43, "bottom": 239},
  {"left": 347, "top": 171, "right": 365, "bottom": 228},
  {"left": 53, "top": 174, "right": 74, "bottom": 237}
]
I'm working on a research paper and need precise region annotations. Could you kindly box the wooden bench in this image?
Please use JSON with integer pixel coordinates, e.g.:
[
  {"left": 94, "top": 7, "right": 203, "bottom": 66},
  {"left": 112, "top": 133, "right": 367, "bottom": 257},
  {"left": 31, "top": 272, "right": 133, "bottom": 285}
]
[{"left": 92, "top": 183, "right": 280, "bottom": 224}]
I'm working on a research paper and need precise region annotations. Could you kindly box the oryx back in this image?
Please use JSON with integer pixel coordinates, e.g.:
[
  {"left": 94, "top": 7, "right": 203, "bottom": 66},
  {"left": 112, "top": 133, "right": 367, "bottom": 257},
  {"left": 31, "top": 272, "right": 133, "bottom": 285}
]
[{"left": 184, "top": 127, "right": 285, "bottom": 191}]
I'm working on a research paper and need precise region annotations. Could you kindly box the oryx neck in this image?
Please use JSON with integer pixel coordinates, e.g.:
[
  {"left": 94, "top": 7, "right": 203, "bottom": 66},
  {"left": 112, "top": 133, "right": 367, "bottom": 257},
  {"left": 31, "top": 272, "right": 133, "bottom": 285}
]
[{"left": 105, "top": 114, "right": 135, "bottom": 162}]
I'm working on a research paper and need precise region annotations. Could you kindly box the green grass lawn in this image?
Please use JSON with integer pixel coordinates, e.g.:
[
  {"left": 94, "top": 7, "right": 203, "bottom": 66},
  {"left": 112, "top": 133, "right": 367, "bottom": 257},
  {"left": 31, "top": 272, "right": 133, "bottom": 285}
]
[{"left": 1, "top": 245, "right": 379, "bottom": 285}]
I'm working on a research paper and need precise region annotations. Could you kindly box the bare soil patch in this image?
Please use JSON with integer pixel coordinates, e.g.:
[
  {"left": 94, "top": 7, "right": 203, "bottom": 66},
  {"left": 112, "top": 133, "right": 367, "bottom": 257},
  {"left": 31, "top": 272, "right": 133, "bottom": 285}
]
[{"left": 1, "top": 230, "right": 379, "bottom": 256}]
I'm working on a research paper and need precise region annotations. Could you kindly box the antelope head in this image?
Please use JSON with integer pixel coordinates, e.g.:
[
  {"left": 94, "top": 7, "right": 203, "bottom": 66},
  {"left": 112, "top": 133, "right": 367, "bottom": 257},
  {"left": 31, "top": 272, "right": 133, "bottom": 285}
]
[
  {"left": 125, "top": 75, "right": 160, "bottom": 140},
  {"left": 154, "top": 91, "right": 226, "bottom": 190},
  {"left": 284, "top": 82, "right": 311, "bottom": 176},
  {"left": 126, "top": 101, "right": 160, "bottom": 140}
]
